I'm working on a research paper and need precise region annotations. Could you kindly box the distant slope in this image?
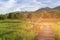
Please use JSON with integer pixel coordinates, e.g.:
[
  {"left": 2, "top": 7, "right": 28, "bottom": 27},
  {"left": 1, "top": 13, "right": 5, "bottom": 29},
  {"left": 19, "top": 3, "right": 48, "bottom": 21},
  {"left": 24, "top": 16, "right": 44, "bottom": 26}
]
[
  {"left": 53, "top": 6, "right": 60, "bottom": 10},
  {"left": 36, "top": 6, "right": 60, "bottom": 12},
  {"left": 36, "top": 7, "right": 52, "bottom": 12}
]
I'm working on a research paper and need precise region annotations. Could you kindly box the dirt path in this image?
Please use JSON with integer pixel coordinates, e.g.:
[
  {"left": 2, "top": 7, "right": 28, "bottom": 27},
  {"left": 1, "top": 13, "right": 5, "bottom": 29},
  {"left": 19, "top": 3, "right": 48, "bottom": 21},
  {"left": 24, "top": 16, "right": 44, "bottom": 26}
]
[
  {"left": 36, "top": 25, "right": 55, "bottom": 40},
  {"left": 27, "top": 19, "right": 56, "bottom": 40}
]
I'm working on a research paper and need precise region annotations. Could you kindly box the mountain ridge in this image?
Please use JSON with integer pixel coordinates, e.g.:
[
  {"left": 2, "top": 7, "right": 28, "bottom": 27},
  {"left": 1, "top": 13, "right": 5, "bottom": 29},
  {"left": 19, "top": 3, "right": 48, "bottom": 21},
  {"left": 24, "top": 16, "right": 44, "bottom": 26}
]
[{"left": 36, "top": 6, "right": 60, "bottom": 12}]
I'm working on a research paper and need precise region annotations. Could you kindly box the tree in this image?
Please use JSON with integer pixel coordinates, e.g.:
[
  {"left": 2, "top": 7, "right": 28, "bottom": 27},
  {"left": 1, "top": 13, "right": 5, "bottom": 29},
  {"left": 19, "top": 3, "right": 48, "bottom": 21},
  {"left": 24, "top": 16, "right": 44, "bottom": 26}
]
[
  {"left": 8, "top": 13, "right": 15, "bottom": 19},
  {"left": 7, "top": 12, "right": 25, "bottom": 19},
  {"left": 27, "top": 13, "right": 32, "bottom": 19},
  {"left": 0, "top": 15, "right": 7, "bottom": 20}
]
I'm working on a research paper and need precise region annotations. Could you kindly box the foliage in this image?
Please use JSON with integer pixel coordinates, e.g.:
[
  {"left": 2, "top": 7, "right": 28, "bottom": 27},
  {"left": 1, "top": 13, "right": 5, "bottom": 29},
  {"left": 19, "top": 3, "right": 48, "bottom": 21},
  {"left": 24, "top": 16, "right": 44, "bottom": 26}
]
[
  {"left": 0, "top": 10, "right": 60, "bottom": 20},
  {"left": 0, "top": 10, "right": 60, "bottom": 40},
  {"left": 0, "top": 15, "right": 7, "bottom": 20}
]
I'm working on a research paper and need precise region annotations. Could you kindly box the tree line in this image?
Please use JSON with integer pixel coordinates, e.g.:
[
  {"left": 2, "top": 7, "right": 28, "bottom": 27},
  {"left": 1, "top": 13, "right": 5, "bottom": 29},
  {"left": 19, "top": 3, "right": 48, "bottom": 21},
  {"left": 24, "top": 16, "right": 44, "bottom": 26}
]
[
  {"left": 0, "top": 12, "right": 33, "bottom": 20},
  {"left": 0, "top": 10, "right": 60, "bottom": 20}
]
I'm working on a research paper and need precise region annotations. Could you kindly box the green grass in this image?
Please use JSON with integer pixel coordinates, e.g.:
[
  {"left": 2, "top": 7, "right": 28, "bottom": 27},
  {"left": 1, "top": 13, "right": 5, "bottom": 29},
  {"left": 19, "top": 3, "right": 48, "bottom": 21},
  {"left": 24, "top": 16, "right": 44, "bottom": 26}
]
[
  {"left": 0, "top": 19, "right": 60, "bottom": 40},
  {"left": 51, "top": 22, "right": 60, "bottom": 40},
  {"left": 0, "top": 19, "right": 26, "bottom": 23},
  {"left": 0, "top": 19, "right": 36, "bottom": 40}
]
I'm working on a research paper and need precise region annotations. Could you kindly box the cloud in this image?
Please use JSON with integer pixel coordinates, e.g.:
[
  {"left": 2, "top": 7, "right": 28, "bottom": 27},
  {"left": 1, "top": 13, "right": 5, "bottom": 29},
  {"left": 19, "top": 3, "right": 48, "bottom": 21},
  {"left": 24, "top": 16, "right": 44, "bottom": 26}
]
[
  {"left": 0, "top": 0, "right": 60, "bottom": 14},
  {"left": 13, "top": 0, "right": 48, "bottom": 11},
  {"left": 0, "top": 0, "right": 16, "bottom": 13}
]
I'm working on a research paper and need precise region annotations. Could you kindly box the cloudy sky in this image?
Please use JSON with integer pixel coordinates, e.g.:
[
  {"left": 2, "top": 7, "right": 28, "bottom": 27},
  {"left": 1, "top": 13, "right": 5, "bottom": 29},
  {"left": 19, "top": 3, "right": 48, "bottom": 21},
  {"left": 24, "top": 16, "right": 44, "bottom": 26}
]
[{"left": 0, "top": 0, "right": 60, "bottom": 14}]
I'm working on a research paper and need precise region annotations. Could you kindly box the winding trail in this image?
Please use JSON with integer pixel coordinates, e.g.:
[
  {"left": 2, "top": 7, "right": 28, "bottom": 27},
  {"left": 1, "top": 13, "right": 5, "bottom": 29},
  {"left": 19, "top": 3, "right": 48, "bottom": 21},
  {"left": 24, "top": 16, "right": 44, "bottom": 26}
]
[{"left": 36, "top": 25, "right": 55, "bottom": 40}]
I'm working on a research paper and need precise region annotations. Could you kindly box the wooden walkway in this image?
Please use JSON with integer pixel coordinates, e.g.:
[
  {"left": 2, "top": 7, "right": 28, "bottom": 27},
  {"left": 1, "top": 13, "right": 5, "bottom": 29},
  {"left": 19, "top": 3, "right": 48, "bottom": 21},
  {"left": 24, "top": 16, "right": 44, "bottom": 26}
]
[{"left": 35, "top": 25, "right": 55, "bottom": 40}]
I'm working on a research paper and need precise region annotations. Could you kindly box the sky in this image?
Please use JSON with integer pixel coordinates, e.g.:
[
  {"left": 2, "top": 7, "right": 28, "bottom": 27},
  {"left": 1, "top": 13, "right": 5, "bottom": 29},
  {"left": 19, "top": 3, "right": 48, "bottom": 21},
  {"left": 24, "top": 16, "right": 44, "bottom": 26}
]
[{"left": 0, "top": 0, "right": 60, "bottom": 14}]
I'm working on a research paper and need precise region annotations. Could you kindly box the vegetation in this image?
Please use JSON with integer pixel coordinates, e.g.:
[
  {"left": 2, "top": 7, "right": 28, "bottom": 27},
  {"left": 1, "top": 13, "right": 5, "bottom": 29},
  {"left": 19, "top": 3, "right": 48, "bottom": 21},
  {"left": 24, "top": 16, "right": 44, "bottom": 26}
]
[
  {"left": 0, "top": 14, "right": 7, "bottom": 20},
  {"left": 0, "top": 10, "right": 60, "bottom": 40},
  {"left": 0, "top": 20, "right": 37, "bottom": 40},
  {"left": 51, "top": 22, "right": 60, "bottom": 40},
  {"left": 0, "top": 10, "right": 60, "bottom": 20}
]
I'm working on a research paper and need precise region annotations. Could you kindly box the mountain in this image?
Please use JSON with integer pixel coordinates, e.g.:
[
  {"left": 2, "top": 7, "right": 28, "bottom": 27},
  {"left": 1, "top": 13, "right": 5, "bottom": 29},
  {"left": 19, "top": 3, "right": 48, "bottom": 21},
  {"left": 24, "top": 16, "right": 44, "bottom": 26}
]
[
  {"left": 35, "top": 6, "right": 60, "bottom": 12},
  {"left": 37, "top": 7, "right": 51, "bottom": 11},
  {"left": 53, "top": 6, "right": 60, "bottom": 10},
  {"left": 35, "top": 7, "right": 53, "bottom": 12}
]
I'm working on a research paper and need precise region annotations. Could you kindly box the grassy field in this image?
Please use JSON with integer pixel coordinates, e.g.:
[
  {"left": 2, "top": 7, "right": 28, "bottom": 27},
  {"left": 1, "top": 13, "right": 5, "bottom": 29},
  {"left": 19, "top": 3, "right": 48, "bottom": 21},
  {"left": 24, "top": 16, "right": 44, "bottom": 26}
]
[
  {"left": 51, "top": 21, "right": 60, "bottom": 40},
  {"left": 0, "top": 19, "right": 37, "bottom": 40},
  {"left": 0, "top": 19, "right": 60, "bottom": 40}
]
